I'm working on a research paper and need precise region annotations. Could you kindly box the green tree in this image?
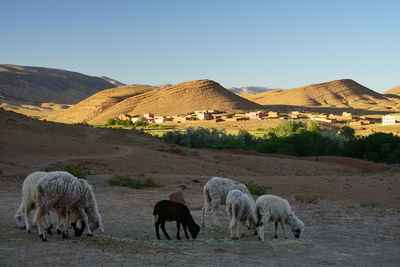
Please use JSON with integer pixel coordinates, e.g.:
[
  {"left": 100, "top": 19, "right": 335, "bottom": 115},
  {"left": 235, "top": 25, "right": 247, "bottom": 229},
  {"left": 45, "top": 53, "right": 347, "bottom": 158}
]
[
  {"left": 306, "top": 121, "right": 319, "bottom": 132},
  {"left": 340, "top": 126, "right": 355, "bottom": 139}
]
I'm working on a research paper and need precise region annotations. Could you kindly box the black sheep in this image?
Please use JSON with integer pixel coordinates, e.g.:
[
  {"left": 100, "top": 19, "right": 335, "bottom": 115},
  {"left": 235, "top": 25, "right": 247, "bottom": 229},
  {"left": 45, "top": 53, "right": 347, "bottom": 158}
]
[{"left": 153, "top": 200, "right": 200, "bottom": 240}]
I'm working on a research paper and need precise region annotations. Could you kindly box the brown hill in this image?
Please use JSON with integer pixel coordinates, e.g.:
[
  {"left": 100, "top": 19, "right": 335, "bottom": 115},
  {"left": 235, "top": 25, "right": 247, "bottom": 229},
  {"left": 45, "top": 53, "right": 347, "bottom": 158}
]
[
  {"left": 245, "top": 79, "right": 398, "bottom": 111},
  {"left": 50, "top": 79, "right": 262, "bottom": 124},
  {"left": 0, "top": 64, "right": 114, "bottom": 104},
  {"left": 48, "top": 84, "right": 155, "bottom": 123},
  {"left": 384, "top": 85, "right": 400, "bottom": 96}
]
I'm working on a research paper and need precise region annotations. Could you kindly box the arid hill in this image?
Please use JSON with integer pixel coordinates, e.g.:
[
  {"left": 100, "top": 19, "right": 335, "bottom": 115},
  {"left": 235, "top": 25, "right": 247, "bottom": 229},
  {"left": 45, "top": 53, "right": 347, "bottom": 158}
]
[
  {"left": 48, "top": 85, "right": 155, "bottom": 123},
  {"left": 50, "top": 79, "right": 262, "bottom": 124},
  {"left": 0, "top": 64, "right": 114, "bottom": 104},
  {"left": 245, "top": 79, "right": 398, "bottom": 111},
  {"left": 384, "top": 85, "right": 400, "bottom": 96}
]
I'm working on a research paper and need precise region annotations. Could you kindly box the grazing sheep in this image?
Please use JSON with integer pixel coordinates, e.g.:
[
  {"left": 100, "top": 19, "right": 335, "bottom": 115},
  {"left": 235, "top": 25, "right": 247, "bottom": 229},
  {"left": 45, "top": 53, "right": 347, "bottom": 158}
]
[
  {"left": 153, "top": 200, "right": 200, "bottom": 240},
  {"left": 33, "top": 171, "right": 103, "bottom": 241},
  {"left": 255, "top": 194, "right": 305, "bottom": 242},
  {"left": 169, "top": 185, "right": 186, "bottom": 204},
  {"left": 14, "top": 171, "right": 54, "bottom": 233},
  {"left": 201, "top": 177, "right": 252, "bottom": 227},
  {"left": 226, "top": 189, "right": 256, "bottom": 239},
  {"left": 15, "top": 171, "right": 86, "bottom": 237}
]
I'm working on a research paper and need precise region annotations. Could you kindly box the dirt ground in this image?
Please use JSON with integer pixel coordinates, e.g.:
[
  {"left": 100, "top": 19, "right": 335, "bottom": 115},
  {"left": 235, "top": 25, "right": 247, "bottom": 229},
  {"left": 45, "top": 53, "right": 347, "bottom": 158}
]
[
  {"left": 1, "top": 109, "right": 400, "bottom": 266},
  {"left": 0, "top": 174, "right": 399, "bottom": 266}
]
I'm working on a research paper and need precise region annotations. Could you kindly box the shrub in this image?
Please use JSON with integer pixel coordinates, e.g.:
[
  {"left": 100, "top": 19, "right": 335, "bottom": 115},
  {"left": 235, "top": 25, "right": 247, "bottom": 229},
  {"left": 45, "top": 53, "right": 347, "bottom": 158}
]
[
  {"left": 295, "top": 195, "right": 319, "bottom": 204},
  {"left": 243, "top": 181, "right": 267, "bottom": 196},
  {"left": 107, "top": 175, "right": 162, "bottom": 189},
  {"left": 360, "top": 201, "right": 384, "bottom": 208},
  {"left": 306, "top": 121, "right": 319, "bottom": 132},
  {"left": 343, "top": 133, "right": 400, "bottom": 163},
  {"left": 133, "top": 120, "right": 147, "bottom": 127},
  {"left": 273, "top": 120, "right": 306, "bottom": 137},
  {"left": 51, "top": 165, "right": 88, "bottom": 178},
  {"left": 107, "top": 118, "right": 116, "bottom": 126}
]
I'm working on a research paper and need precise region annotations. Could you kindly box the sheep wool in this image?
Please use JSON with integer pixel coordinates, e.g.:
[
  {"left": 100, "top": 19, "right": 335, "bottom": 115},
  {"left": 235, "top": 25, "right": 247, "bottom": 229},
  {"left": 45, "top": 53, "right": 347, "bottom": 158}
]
[
  {"left": 255, "top": 194, "right": 305, "bottom": 242},
  {"left": 33, "top": 171, "right": 103, "bottom": 241},
  {"left": 201, "top": 177, "right": 252, "bottom": 227},
  {"left": 226, "top": 189, "right": 256, "bottom": 239}
]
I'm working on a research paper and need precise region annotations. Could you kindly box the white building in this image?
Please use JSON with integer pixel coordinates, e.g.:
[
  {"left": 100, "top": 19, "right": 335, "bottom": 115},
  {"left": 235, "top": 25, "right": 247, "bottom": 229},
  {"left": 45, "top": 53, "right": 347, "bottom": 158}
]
[{"left": 382, "top": 115, "right": 396, "bottom": 126}]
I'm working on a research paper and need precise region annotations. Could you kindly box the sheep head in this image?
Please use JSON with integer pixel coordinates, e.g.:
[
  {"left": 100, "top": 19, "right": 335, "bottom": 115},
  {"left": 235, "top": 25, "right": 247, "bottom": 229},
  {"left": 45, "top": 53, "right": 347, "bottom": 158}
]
[
  {"left": 286, "top": 212, "right": 305, "bottom": 238},
  {"left": 14, "top": 211, "right": 25, "bottom": 228}
]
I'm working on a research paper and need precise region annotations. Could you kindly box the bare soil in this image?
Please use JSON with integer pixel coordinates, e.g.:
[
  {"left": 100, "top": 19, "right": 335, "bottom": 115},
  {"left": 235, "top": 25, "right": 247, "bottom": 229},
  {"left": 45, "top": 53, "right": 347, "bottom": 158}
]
[
  {"left": 0, "top": 176, "right": 399, "bottom": 266},
  {"left": 1, "top": 109, "right": 399, "bottom": 266}
]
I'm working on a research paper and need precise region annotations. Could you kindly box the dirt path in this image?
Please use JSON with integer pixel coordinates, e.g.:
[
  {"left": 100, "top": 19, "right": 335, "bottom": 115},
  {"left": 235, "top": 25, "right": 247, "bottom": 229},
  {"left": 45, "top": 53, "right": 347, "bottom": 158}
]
[
  {"left": 0, "top": 176, "right": 399, "bottom": 266},
  {"left": 38, "top": 145, "right": 133, "bottom": 169}
]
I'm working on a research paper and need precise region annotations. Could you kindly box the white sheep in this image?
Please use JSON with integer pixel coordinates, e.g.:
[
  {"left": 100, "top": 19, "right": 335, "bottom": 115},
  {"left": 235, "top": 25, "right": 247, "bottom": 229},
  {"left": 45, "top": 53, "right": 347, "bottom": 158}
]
[
  {"left": 226, "top": 189, "right": 256, "bottom": 239},
  {"left": 15, "top": 171, "right": 84, "bottom": 236},
  {"left": 255, "top": 194, "right": 305, "bottom": 242},
  {"left": 15, "top": 171, "right": 54, "bottom": 233},
  {"left": 33, "top": 171, "right": 104, "bottom": 241},
  {"left": 201, "top": 177, "right": 252, "bottom": 227}
]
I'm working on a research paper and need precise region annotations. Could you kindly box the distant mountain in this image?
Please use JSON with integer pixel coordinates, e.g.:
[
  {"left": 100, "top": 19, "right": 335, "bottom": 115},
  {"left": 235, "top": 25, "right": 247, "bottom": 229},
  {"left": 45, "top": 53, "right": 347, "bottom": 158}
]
[
  {"left": 155, "top": 83, "right": 174, "bottom": 88},
  {"left": 50, "top": 79, "right": 262, "bottom": 124},
  {"left": 229, "top": 86, "right": 273, "bottom": 95},
  {"left": 100, "top": 76, "right": 126, "bottom": 87},
  {"left": 0, "top": 64, "right": 114, "bottom": 104},
  {"left": 244, "top": 79, "right": 398, "bottom": 111}
]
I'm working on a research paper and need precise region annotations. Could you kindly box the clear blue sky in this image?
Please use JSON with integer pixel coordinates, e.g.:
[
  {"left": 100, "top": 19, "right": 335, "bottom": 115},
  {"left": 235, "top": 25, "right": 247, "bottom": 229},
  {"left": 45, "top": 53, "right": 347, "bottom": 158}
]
[{"left": 1, "top": 0, "right": 399, "bottom": 92}]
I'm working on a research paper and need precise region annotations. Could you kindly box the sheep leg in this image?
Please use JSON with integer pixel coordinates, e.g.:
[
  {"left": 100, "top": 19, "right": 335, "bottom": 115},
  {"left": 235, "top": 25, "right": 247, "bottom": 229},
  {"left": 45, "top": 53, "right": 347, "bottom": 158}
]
[
  {"left": 160, "top": 221, "right": 170, "bottom": 240},
  {"left": 44, "top": 214, "right": 53, "bottom": 235},
  {"left": 62, "top": 208, "right": 70, "bottom": 239},
  {"left": 258, "top": 213, "right": 269, "bottom": 242},
  {"left": 56, "top": 215, "right": 62, "bottom": 235},
  {"left": 79, "top": 208, "right": 93, "bottom": 236},
  {"left": 279, "top": 219, "right": 286, "bottom": 238},
  {"left": 201, "top": 203, "right": 206, "bottom": 227},
  {"left": 210, "top": 199, "right": 221, "bottom": 227},
  {"left": 33, "top": 208, "right": 47, "bottom": 241},
  {"left": 23, "top": 206, "right": 31, "bottom": 233},
  {"left": 274, "top": 221, "right": 278, "bottom": 238},
  {"left": 240, "top": 221, "right": 246, "bottom": 237},
  {"left": 176, "top": 222, "right": 181, "bottom": 240},
  {"left": 155, "top": 218, "right": 161, "bottom": 240},
  {"left": 182, "top": 223, "right": 190, "bottom": 239}
]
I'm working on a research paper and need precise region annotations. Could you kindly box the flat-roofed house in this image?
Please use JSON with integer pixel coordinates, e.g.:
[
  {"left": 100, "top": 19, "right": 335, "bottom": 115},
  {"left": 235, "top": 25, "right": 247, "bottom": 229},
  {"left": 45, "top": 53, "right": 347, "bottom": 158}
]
[{"left": 382, "top": 115, "right": 396, "bottom": 126}]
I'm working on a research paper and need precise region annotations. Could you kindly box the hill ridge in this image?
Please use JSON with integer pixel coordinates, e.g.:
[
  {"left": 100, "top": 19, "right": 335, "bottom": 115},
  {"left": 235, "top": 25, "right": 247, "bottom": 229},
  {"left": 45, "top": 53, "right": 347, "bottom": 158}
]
[{"left": 50, "top": 79, "right": 262, "bottom": 124}]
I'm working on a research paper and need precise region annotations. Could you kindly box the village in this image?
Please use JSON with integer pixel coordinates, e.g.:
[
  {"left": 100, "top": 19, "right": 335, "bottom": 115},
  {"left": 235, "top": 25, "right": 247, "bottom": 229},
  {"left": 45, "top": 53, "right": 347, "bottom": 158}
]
[{"left": 117, "top": 110, "right": 400, "bottom": 129}]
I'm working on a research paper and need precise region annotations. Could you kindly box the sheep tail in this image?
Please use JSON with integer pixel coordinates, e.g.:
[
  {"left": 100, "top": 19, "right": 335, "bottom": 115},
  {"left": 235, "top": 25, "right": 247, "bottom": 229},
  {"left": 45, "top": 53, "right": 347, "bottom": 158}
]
[{"left": 203, "top": 189, "right": 212, "bottom": 212}]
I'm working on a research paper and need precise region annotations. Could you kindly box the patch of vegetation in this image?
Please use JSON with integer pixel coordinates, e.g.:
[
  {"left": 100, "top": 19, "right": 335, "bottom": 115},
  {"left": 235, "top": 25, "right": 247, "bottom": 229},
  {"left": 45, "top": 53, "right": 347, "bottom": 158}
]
[
  {"left": 295, "top": 195, "right": 319, "bottom": 204},
  {"left": 107, "top": 175, "right": 163, "bottom": 189},
  {"left": 0, "top": 170, "right": 3, "bottom": 176},
  {"left": 51, "top": 165, "right": 88, "bottom": 178},
  {"left": 107, "top": 118, "right": 134, "bottom": 127},
  {"left": 243, "top": 181, "right": 267, "bottom": 196},
  {"left": 161, "top": 122, "right": 400, "bottom": 164},
  {"left": 360, "top": 201, "right": 385, "bottom": 208}
]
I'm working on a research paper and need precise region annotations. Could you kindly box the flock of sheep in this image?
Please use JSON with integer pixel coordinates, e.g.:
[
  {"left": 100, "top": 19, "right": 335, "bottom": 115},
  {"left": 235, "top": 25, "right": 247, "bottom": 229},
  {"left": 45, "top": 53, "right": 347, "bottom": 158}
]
[{"left": 14, "top": 172, "right": 304, "bottom": 243}]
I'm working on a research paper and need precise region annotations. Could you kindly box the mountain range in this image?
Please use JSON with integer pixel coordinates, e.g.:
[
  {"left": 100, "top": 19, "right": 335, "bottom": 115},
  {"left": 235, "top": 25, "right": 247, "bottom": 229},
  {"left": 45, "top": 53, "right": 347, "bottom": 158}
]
[{"left": 0, "top": 64, "right": 114, "bottom": 104}]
